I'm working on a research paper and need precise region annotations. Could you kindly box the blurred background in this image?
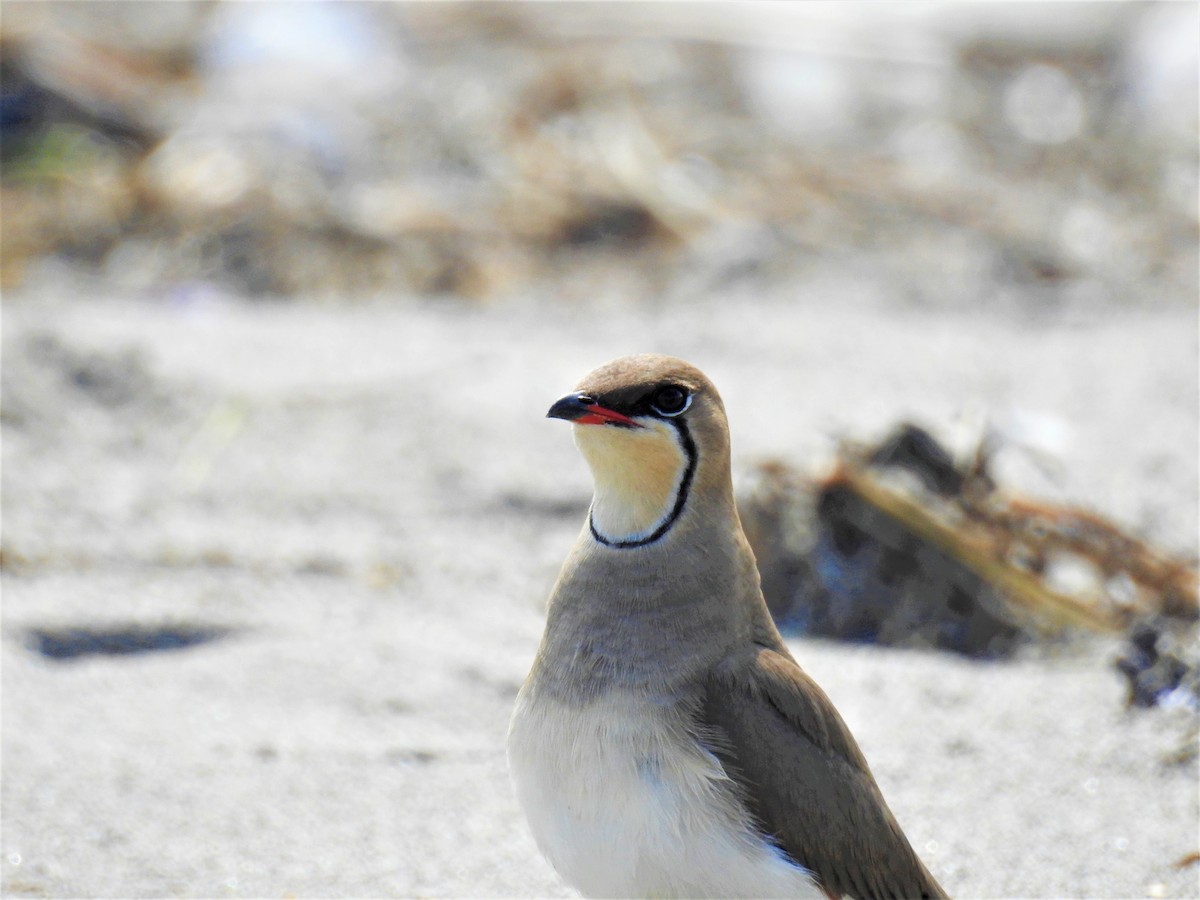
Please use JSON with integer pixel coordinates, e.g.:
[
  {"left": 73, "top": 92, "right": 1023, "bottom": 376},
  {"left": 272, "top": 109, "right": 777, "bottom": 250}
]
[
  {"left": 2, "top": 1, "right": 1196, "bottom": 305},
  {"left": 2, "top": 2, "right": 1198, "bottom": 898}
]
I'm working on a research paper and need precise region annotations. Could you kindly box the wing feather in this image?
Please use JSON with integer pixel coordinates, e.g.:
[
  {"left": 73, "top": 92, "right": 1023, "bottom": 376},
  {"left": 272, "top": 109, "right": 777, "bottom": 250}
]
[{"left": 700, "top": 646, "right": 949, "bottom": 900}]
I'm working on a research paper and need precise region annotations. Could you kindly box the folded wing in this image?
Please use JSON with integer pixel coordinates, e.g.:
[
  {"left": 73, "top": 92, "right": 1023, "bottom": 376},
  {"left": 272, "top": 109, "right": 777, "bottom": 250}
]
[{"left": 700, "top": 646, "right": 949, "bottom": 900}]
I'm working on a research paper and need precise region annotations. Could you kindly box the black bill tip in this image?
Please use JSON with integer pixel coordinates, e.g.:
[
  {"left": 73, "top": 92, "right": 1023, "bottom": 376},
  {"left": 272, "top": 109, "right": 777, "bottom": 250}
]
[{"left": 547, "top": 392, "right": 593, "bottom": 421}]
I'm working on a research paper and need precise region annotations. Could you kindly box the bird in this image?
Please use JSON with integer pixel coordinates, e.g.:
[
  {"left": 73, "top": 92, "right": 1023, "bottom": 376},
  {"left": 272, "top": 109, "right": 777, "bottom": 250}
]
[{"left": 507, "top": 354, "right": 949, "bottom": 900}]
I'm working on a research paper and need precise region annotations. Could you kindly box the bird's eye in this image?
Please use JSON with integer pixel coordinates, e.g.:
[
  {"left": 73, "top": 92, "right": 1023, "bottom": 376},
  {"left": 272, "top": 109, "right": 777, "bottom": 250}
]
[{"left": 651, "top": 386, "right": 690, "bottom": 416}]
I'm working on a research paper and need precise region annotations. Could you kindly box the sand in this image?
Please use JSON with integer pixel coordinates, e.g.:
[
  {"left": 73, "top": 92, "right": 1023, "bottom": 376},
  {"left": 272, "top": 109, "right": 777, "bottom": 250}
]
[{"left": 2, "top": 289, "right": 1197, "bottom": 898}]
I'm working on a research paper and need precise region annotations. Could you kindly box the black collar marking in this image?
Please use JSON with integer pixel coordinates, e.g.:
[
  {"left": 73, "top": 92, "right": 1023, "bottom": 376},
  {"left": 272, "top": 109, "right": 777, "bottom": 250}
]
[{"left": 589, "top": 418, "right": 698, "bottom": 550}]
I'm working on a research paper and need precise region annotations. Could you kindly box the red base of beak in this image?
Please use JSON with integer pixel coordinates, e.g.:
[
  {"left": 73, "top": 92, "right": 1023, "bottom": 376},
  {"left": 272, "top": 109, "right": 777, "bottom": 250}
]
[
  {"left": 578, "top": 404, "right": 639, "bottom": 427},
  {"left": 547, "top": 392, "right": 640, "bottom": 427}
]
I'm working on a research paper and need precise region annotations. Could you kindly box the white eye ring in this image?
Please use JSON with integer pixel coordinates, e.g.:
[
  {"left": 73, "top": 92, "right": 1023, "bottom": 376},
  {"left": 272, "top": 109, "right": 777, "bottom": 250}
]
[{"left": 651, "top": 391, "right": 692, "bottom": 417}]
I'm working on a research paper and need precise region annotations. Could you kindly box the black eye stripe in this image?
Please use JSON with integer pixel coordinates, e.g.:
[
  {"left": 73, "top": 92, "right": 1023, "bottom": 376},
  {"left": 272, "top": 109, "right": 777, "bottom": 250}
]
[{"left": 589, "top": 383, "right": 694, "bottom": 418}]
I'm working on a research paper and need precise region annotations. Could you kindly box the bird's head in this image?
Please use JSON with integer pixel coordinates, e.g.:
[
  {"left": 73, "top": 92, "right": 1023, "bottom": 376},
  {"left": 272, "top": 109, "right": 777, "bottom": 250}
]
[{"left": 547, "top": 354, "right": 732, "bottom": 548}]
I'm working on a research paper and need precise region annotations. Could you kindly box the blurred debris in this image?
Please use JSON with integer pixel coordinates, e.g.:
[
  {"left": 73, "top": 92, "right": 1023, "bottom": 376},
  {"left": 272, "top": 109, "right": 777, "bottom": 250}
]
[
  {"left": 0, "top": 3, "right": 201, "bottom": 287},
  {"left": 1176, "top": 852, "right": 1200, "bottom": 871},
  {"left": 0, "top": 31, "right": 166, "bottom": 154},
  {"left": 24, "top": 623, "right": 231, "bottom": 661},
  {"left": 0, "top": 2, "right": 1195, "bottom": 302},
  {"left": 0, "top": 332, "right": 171, "bottom": 430},
  {"left": 1114, "top": 622, "right": 1199, "bottom": 712},
  {"left": 740, "top": 422, "right": 1198, "bottom": 658}
]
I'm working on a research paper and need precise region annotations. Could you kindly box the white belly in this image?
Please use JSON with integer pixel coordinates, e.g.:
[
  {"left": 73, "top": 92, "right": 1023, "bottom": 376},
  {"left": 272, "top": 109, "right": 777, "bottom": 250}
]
[{"left": 507, "top": 688, "right": 822, "bottom": 899}]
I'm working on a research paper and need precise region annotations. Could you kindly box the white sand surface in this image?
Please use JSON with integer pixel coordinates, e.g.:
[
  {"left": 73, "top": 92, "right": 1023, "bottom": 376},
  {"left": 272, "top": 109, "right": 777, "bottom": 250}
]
[{"left": 2, "top": 291, "right": 1197, "bottom": 898}]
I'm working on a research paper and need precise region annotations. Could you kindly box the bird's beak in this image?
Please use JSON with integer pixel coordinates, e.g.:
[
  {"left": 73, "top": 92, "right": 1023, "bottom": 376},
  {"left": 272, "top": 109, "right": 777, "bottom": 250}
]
[{"left": 547, "top": 392, "right": 640, "bottom": 428}]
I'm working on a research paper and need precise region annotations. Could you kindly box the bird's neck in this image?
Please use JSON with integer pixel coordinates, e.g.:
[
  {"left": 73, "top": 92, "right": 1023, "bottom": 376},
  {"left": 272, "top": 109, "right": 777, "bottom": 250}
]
[{"left": 534, "top": 502, "right": 761, "bottom": 702}]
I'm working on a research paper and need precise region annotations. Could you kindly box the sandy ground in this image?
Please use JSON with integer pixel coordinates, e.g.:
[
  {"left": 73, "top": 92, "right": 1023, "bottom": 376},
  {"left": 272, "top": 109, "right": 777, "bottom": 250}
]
[{"left": 2, "top": 288, "right": 1198, "bottom": 899}]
